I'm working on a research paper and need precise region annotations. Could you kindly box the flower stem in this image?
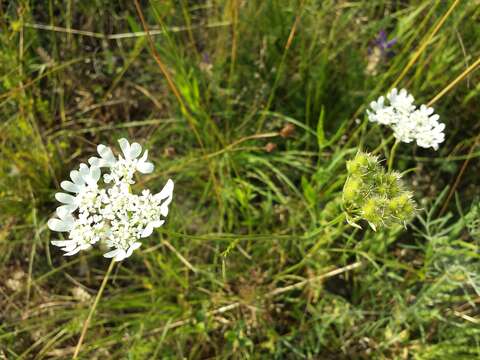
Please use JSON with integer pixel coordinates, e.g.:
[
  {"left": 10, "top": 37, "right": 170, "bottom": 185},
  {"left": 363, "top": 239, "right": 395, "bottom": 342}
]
[
  {"left": 388, "top": 140, "right": 400, "bottom": 171},
  {"left": 372, "top": 134, "right": 394, "bottom": 155},
  {"left": 73, "top": 259, "right": 115, "bottom": 359}
]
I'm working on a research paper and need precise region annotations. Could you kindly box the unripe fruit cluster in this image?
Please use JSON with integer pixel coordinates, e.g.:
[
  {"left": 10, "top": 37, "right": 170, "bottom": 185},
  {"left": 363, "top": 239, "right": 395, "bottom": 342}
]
[{"left": 343, "top": 152, "right": 416, "bottom": 231}]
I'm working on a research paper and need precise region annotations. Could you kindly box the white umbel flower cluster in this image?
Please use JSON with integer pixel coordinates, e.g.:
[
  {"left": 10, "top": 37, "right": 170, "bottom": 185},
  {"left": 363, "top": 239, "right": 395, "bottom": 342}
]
[
  {"left": 48, "top": 138, "right": 174, "bottom": 262},
  {"left": 367, "top": 88, "right": 445, "bottom": 150}
]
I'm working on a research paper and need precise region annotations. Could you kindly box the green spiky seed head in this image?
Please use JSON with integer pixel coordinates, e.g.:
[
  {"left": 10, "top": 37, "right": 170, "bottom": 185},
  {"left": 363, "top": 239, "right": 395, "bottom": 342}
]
[
  {"left": 342, "top": 152, "right": 416, "bottom": 231},
  {"left": 343, "top": 178, "right": 362, "bottom": 202},
  {"left": 361, "top": 197, "right": 383, "bottom": 227},
  {"left": 365, "top": 154, "right": 381, "bottom": 173},
  {"left": 384, "top": 172, "right": 401, "bottom": 196},
  {"left": 389, "top": 193, "right": 415, "bottom": 221},
  {"left": 346, "top": 153, "right": 370, "bottom": 175},
  {"left": 375, "top": 172, "right": 400, "bottom": 197}
]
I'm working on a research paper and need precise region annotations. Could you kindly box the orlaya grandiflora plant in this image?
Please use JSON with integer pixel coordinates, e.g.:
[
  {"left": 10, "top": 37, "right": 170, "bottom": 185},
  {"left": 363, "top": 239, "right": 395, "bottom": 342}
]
[{"left": 48, "top": 138, "right": 174, "bottom": 261}]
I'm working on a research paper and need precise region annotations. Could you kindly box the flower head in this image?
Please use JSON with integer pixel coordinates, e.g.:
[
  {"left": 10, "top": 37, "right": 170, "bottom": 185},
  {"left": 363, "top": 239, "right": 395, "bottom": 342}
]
[
  {"left": 367, "top": 88, "right": 445, "bottom": 150},
  {"left": 48, "top": 138, "right": 174, "bottom": 261},
  {"left": 343, "top": 152, "right": 416, "bottom": 231}
]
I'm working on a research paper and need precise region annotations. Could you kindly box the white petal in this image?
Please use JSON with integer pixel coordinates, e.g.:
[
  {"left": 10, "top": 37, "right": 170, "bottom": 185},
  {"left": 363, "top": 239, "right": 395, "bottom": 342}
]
[
  {"left": 63, "top": 242, "right": 79, "bottom": 252},
  {"left": 85, "top": 166, "right": 101, "bottom": 185},
  {"left": 139, "top": 149, "right": 148, "bottom": 162},
  {"left": 70, "top": 170, "right": 85, "bottom": 185},
  {"left": 126, "top": 242, "right": 142, "bottom": 257},
  {"left": 48, "top": 218, "right": 74, "bottom": 232},
  {"left": 97, "top": 144, "right": 116, "bottom": 163},
  {"left": 56, "top": 204, "right": 77, "bottom": 218},
  {"left": 137, "top": 161, "right": 154, "bottom": 174},
  {"left": 61, "top": 181, "right": 81, "bottom": 193},
  {"left": 131, "top": 242, "right": 142, "bottom": 251},
  {"left": 129, "top": 143, "right": 142, "bottom": 159},
  {"left": 59, "top": 213, "right": 75, "bottom": 223},
  {"left": 151, "top": 220, "right": 165, "bottom": 228},
  {"left": 51, "top": 240, "right": 76, "bottom": 248},
  {"left": 141, "top": 224, "right": 154, "bottom": 238},
  {"left": 153, "top": 179, "right": 174, "bottom": 201},
  {"left": 55, "top": 192, "right": 76, "bottom": 205},
  {"left": 64, "top": 247, "right": 82, "bottom": 256},
  {"left": 79, "top": 163, "right": 90, "bottom": 178},
  {"left": 118, "top": 138, "right": 131, "bottom": 159},
  {"left": 88, "top": 156, "right": 101, "bottom": 167},
  {"left": 92, "top": 167, "right": 101, "bottom": 181},
  {"left": 160, "top": 204, "right": 170, "bottom": 217},
  {"left": 114, "top": 249, "right": 127, "bottom": 262},
  {"left": 103, "top": 249, "right": 120, "bottom": 258}
]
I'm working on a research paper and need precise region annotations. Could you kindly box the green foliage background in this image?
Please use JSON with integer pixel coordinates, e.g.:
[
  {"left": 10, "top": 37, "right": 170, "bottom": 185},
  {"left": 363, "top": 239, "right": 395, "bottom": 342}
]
[{"left": 1, "top": 0, "right": 480, "bottom": 358}]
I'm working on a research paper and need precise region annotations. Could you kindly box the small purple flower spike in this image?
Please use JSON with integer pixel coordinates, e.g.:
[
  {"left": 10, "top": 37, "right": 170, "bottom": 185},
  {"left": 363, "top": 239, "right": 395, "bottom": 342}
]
[{"left": 372, "top": 30, "right": 397, "bottom": 58}]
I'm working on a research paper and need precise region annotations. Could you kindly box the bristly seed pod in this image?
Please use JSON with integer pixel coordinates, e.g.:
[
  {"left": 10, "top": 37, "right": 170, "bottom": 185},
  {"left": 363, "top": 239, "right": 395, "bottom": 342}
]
[{"left": 343, "top": 152, "right": 416, "bottom": 231}]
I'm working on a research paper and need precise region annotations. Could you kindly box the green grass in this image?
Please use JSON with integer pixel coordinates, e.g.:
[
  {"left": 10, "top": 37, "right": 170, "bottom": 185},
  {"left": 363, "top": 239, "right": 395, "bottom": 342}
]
[{"left": 1, "top": 0, "right": 480, "bottom": 358}]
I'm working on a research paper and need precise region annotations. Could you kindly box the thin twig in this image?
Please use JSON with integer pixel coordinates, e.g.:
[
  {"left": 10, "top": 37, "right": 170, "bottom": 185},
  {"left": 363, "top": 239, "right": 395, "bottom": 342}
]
[
  {"left": 73, "top": 260, "right": 115, "bottom": 359},
  {"left": 453, "top": 310, "right": 480, "bottom": 324},
  {"left": 162, "top": 240, "right": 198, "bottom": 274},
  {"left": 23, "top": 21, "right": 230, "bottom": 40},
  {"left": 266, "top": 261, "right": 362, "bottom": 298},
  {"left": 203, "top": 132, "right": 279, "bottom": 159}
]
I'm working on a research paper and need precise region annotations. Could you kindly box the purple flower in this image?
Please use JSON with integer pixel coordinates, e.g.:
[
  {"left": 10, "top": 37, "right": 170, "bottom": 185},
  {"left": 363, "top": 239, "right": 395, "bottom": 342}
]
[{"left": 370, "top": 30, "right": 397, "bottom": 58}]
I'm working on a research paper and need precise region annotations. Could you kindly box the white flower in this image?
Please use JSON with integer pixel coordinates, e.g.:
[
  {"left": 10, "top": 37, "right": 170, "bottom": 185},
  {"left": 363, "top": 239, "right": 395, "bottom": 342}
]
[
  {"left": 48, "top": 139, "right": 174, "bottom": 262},
  {"left": 49, "top": 213, "right": 96, "bottom": 256},
  {"left": 117, "top": 138, "right": 154, "bottom": 175},
  {"left": 367, "top": 88, "right": 445, "bottom": 150},
  {"left": 91, "top": 138, "right": 154, "bottom": 185},
  {"left": 367, "top": 96, "right": 384, "bottom": 123},
  {"left": 55, "top": 163, "right": 101, "bottom": 217},
  {"left": 369, "top": 96, "right": 385, "bottom": 113},
  {"left": 100, "top": 179, "right": 174, "bottom": 261},
  {"left": 368, "top": 105, "right": 397, "bottom": 126},
  {"left": 391, "top": 118, "right": 416, "bottom": 144},
  {"left": 386, "top": 88, "right": 415, "bottom": 114},
  {"left": 88, "top": 144, "right": 117, "bottom": 168},
  {"left": 409, "top": 105, "right": 445, "bottom": 150}
]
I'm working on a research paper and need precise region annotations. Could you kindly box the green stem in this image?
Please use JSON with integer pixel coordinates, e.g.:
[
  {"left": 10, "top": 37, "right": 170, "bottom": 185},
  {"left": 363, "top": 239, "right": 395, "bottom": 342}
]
[
  {"left": 388, "top": 140, "right": 400, "bottom": 171},
  {"left": 73, "top": 259, "right": 115, "bottom": 359}
]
